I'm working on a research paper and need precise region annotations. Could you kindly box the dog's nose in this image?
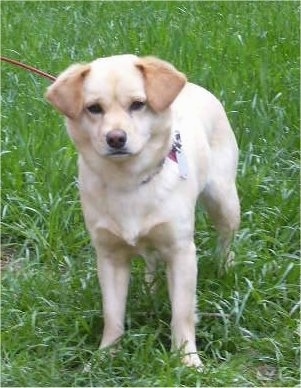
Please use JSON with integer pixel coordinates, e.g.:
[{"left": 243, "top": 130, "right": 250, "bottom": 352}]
[{"left": 106, "top": 129, "right": 127, "bottom": 149}]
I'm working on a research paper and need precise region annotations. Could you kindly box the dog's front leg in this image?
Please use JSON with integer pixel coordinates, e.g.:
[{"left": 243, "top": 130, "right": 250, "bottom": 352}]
[
  {"left": 96, "top": 252, "right": 131, "bottom": 349},
  {"left": 166, "top": 242, "right": 203, "bottom": 369}
]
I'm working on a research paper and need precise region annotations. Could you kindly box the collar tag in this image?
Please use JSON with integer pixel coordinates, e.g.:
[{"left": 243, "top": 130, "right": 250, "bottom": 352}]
[{"left": 172, "top": 131, "right": 189, "bottom": 179}]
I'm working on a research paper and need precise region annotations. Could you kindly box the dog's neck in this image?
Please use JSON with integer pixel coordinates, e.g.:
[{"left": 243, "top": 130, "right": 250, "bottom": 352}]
[
  {"left": 140, "top": 158, "right": 165, "bottom": 185},
  {"left": 140, "top": 131, "right": 188, "bottom": 185}
]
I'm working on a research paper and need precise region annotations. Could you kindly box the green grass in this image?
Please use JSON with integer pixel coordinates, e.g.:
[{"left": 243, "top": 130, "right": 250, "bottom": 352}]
[{"left": 1, "top": 1, "right": 299, "bottom": 386}]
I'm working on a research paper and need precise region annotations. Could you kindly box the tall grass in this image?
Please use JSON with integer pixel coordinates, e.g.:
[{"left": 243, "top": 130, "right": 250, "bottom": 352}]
[{"left": 1, "top": 1, "right": 299, "bottom": 387}]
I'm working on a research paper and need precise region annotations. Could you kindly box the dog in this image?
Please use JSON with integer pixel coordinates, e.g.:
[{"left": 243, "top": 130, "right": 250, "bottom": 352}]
[{"left": 46, "top": 55, "right": 240, "bottom": 368}]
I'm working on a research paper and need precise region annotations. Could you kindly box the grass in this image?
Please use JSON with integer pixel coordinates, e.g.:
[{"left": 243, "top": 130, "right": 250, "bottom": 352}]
[{"left": 1, "top": 1, "right": 299, "bottom": 387}]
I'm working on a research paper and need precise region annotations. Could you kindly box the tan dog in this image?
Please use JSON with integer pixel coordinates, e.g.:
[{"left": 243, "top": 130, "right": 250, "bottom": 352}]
[{"left": 46, "top": 55, "right": 240, "bottom": 368}]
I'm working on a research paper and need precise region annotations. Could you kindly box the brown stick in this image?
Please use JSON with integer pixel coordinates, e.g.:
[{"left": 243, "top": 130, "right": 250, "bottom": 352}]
[{"left": 1, "top": 56, "right": 56, "bottom": 82}]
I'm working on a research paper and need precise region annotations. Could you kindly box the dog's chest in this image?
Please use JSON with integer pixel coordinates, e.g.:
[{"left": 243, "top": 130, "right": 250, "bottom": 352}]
[
  {"left": 82, "top": 183, "right": 170, "bottom": 247},
  {"left": 107, "top": 199, "right": 154, "bottom": 246}
]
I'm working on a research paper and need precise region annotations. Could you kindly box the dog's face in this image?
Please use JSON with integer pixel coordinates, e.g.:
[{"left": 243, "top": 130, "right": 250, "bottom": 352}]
[{"left": 46, "top": 55, "right": 186, "bottom": 160}]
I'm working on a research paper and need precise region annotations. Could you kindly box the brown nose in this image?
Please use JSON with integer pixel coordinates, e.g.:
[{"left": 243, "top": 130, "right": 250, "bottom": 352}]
[{"left": 106, "top": 129, "right": 127, "bottom": 149}]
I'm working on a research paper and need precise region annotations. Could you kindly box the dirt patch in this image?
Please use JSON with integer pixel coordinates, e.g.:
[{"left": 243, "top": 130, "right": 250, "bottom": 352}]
[
  {"left": 0, "top": 246, "right": 22, "bottom": 271},
  {"left": 256, "top": 364, "right": 278, "bottom": 382}
]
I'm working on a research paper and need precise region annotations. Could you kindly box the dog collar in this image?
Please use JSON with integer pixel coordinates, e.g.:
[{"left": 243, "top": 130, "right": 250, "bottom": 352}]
[{"left": 141, "top": 131, "right": 188, "bottom": 185}]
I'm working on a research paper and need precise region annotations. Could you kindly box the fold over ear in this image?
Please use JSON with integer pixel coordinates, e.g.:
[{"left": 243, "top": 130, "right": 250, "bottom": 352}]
[
  {"left": 136, "top": 57, "right": 187, "bottom": 112},
  {"left": 45, "top": 64, "right": 90, "bottom": 119}
]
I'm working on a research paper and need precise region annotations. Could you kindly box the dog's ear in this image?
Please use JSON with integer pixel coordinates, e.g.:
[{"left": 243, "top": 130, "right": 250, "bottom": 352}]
[
  {"left": 45, "top": 64, "right": 90, "bottom": 119},
  {"left": 136, "top": 57, "right": 186, "bottom": 112}
]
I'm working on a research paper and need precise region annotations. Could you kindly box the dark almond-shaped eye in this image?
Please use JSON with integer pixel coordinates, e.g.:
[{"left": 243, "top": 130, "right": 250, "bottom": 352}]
[
  {"left": 129, "top": 100, "right": 146, "bottom": 112},
  {"left": 87, "top": 104, "right": 103, "bottom": 114}
]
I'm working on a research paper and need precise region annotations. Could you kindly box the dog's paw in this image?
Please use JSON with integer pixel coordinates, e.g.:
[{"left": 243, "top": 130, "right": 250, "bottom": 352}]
[
  {"left": 218, "top": 250, "right": 235, "bottom": 276},
  {"left": 225, "top": 250, "right": 235, "bottom": 269},
  {"left": 99, "top": 332, "right": 123, "bottom": 352},
  {"left": 98, "top": 338, "right": 122, "bottom": 361},
  {"left": 182, "top": 353, "right": 204, "bottom": 371}
]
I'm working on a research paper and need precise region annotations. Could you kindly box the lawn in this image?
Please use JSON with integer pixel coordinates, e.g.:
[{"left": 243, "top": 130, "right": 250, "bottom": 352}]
[{"left": 1, "top": 1, "right": 299, "bottom": 387}]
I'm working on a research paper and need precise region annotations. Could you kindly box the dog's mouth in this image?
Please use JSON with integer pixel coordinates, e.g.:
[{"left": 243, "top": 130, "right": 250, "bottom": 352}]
[{"left": 106, "top": 150, "right": 134, "bottom": 158}]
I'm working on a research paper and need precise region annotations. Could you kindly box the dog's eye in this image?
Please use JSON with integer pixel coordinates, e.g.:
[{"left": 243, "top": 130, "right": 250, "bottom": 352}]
[
  {"left": 129, "top": 101, "right": 145, "bottom": 112},
  {"left": 87, "top": 104, "right": 103, "bottom": 114}
]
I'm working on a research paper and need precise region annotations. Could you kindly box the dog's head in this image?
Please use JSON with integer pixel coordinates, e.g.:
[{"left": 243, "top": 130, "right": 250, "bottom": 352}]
[{"left": 46, "top": 55, "right": 186, "bottom": 160}]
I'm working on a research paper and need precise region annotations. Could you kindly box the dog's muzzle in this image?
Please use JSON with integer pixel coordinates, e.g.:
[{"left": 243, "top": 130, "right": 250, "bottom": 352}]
[
  {"left": 106, "top": 129, "right": 127, "bottom": 149},
  {"left": 105, "top": 129, "right": 132, "bottom": 157}
]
